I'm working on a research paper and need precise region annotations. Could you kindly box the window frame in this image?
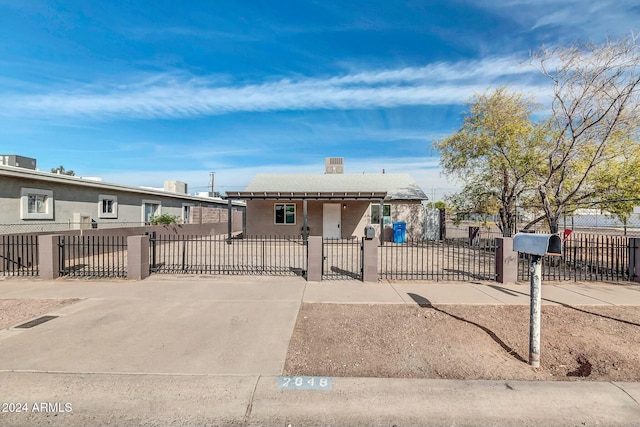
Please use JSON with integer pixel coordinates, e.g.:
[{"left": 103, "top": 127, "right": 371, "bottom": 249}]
[
  {"left": 274, "top": 203, "right": 296, "bottom": 225},
  {"left": 371, "top": 203, "right": 392, "bottom": 224},
  {"left": 141, "top": 199, "right": 161, "bottom": 223},
  {"left": 98, "top": 195, "right": 118, "bottom": 219},
  {"left": 20, "top": 188, "right": 54, "bottom": 220},
  {"left": 182, "top": 203, "right": 195, "bottom": 224}
]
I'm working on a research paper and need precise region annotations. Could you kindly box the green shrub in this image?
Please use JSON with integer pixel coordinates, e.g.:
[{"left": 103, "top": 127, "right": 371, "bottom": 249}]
[{"left": 149, "top": 213, "right": 179, "bottom": 225}]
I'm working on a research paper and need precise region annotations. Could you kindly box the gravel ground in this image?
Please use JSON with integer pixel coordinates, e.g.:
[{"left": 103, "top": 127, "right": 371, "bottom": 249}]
[
  {"left": 284, "top": 303, "right": 640, "bottom": 381},
  {"left": 0, "top": 299, "right": 81, "bottom": 329}
]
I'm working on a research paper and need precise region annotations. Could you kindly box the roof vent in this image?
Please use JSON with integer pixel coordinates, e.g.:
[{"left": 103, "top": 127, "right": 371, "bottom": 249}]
[{"left": 325, "top": 157, "right": 344, "bottom": 174}]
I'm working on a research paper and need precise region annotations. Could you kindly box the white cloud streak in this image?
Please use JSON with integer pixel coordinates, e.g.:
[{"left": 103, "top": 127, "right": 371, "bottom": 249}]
[{"left": 0, "top": 56, "right": 550, "bottom": 120}]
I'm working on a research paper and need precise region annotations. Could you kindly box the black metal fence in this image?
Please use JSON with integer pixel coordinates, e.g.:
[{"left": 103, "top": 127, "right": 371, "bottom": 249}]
[
  {"left": 1, "top": 234, "right": 39, "bottom": 277},
  {"left": 518, "top": 233, "right": 635, "bottom": 282},
  {"left": 58, "top": 235, "right": 127, "bottom": 278},
  {"left": 379, "top": 237, "right": 497, "bottom": 281},
  {"left": 150, "top": 234, "right": 307, "bottom": 276},
  {"left": 322, "top": 238, "right": 362, "bottom": 280}
]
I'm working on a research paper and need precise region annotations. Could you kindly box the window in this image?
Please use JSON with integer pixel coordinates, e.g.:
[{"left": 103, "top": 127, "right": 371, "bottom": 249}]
[
  {"left": 98, "top": 195, "right": 118, "bottom": 219},
  {"left": 20, "top": 188, "right": 54, "bottom": 220},
  {"left": 182, "top": 203, "right": 194, "bottom": 223},
  {"left": 371, "top": 204, "right": 391, "bottom": 224},
  {"left": 275, "top": 203, "right": 296, "bottom": 224},
  {"left": 142, "top": 200, "right": 161, "bottom": 223},
  {"left": 28, "top": 194, "right": 47, "bottom": 213}
]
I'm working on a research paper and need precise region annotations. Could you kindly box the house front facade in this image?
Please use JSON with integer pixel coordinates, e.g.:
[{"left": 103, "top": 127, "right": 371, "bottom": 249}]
[{"left": 226, "top": 159, "right": 428, "bottom": 241}]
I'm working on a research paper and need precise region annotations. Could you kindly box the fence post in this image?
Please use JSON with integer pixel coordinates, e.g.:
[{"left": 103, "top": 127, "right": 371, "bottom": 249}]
[
  {"left": 38, "top": 234, "right": 61, "bottom": 280},
  {"left": 630, "top": 238, "right": 640, "bottom": 283},
  {"left": 495, "top": 237, "right": 517, "bottom": 284},
  {"left": 362, "top": 237, "right": 379, "bottom": 282},
  {"left": 127, "top": 235, "right": 150, "bottom": 280},
  {"left": 306, "top": 236, "right": 322, "bottom": 282}
]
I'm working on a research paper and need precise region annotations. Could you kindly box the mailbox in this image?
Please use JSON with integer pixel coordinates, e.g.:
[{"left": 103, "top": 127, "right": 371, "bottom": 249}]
[
  {"left": 513, "top": 233, "right": 562, "bottom": 257},
  {"left": 364, "top": 226, "right": 376, "bottom": 240}
]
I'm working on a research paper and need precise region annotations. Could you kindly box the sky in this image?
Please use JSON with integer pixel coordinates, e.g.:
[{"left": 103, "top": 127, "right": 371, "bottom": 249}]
[{"left": 1, "top": 0, "right": 639, "bottom": 200}]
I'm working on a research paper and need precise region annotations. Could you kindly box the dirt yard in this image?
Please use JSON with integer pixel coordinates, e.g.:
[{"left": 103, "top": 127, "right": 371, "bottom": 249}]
[
  {"left": 0, "top": 299, "right": 80, "bottom": 329},
  {"left": 284, "top": 303, "right": 640, "bottom": 381}
]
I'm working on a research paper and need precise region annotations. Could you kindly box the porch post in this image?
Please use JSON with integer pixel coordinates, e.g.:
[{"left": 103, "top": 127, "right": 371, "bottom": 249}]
[
  {"left": 242, "top": 207, "right": 247, "bottom": 236},
  {"left": 379, "top": 199, "right": 385, "bottom": 245},
  {"left": 227, "top": 199, "right": 232, "bottom": 241},
  {"left": 303, "top": 199, "right": 308, "bottom": 242}
]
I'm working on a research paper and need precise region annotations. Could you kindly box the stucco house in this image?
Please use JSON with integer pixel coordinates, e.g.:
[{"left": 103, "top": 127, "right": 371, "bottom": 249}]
[
  {"left": 0, "top": 160, "right": 245, "bottom": 234},
  {"left": 225, "top": 158, "right": 428, "bottom": 241}
]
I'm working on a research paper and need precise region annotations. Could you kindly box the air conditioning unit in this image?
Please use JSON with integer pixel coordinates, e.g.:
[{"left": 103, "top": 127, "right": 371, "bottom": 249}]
[{"left": 325, "top": 157, "right": 344, "bottom": 174}]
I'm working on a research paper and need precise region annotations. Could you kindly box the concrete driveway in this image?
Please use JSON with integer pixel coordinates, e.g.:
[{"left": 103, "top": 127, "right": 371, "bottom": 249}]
[{"left": 0, "top": 276, "right": 305, "bottom": 375}]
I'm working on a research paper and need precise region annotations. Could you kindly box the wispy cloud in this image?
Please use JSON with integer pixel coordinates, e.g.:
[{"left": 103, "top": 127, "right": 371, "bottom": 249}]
[
  {"left": 0, "top": 56, "right": 549, "bottom": 120},
  {"left": 474, "top": 0, "right": 640, "bottom": 41}
]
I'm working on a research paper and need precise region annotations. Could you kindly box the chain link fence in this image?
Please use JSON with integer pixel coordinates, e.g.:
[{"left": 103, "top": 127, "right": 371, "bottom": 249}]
[
  {"left": 0, "top": 222, "right": 145, "bottom": 235},
  {"left": 444, "top": 200, "right": 640, "bottom": 238}
]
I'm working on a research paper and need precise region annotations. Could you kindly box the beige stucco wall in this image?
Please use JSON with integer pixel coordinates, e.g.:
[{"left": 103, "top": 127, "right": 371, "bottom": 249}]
[{"left": 245, "top": 199, "right": 423, "bottom": 240}]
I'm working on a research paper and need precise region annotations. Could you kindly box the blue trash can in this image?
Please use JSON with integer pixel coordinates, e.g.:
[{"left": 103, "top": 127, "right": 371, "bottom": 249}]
[{"left": 392, "top": 221, "right": 407, "bottom": 243}]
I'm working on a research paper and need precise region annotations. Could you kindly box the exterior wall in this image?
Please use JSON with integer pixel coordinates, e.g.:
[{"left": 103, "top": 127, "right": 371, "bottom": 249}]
[
  {"left": 0, "top": 174, "right": 241, "bottom": 234},
  {"left": 245, "top": 199, "right": 423, "bottom": 240},
  {"left": 246, "top": 200, "right": 308, "bottom": 237},
  {"left": 368, "top": 200, "right": 424, "bottom": 242}
]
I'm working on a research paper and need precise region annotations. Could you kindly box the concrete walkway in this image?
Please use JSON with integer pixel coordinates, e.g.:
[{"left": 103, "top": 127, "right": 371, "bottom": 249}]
[{"left": 1, "top": 275, "right": 639, "bottom": 426}]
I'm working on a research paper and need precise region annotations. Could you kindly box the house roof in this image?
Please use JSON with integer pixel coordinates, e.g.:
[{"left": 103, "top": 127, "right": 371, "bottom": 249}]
[
  {"left": 0, "top": 165, "right": 245, "bottom": 207},
  {"left": 226, "top": 173, "right": 428, "bottom": 201}
]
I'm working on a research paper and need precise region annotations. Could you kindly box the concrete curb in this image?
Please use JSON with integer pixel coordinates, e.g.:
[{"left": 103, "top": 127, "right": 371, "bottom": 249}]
[{"left": 1, "top": 372, "right": 639, "bottom": 427}]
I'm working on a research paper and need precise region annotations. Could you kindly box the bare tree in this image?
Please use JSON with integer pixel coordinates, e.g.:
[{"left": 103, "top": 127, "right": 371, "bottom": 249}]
[{"left": 529, "top": 34, "right": 640, "bottom": 232}]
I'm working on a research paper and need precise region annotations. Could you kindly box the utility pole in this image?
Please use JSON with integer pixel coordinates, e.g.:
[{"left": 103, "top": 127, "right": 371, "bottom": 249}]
[{"left": 210, "top": 172, "right": 215, "bottom": 196}]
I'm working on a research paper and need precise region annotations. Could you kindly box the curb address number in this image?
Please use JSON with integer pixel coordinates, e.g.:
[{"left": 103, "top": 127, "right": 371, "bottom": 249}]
[{"left": 279, "top": 376, "right": 332, "bottom": 391}]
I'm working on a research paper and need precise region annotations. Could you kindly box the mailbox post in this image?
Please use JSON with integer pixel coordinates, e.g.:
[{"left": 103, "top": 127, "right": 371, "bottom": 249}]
[{"left": 513, "top": 233, "right": 562, "bottom": 368}]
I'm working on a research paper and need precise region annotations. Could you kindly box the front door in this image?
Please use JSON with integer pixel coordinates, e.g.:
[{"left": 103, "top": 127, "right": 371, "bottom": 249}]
[{"left": 323, "top": 203, "right": 342, "bottom": 238}]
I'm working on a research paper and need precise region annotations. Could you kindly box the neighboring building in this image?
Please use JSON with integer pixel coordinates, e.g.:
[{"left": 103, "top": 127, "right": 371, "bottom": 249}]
[
  {"left": 0, "top": 163, "right": 245, "bottom": 234},
  {"left": 226, "top": 158, "right": 428, "bottom": 240}
]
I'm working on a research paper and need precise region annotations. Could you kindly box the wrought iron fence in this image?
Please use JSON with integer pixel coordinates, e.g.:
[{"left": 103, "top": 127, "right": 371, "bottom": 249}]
[
  {"left": 150, "top": 234, "right": 307, "bottom": 276},
  {"left": 379, "top": 237, "right": 497, "bottom": 281},
  {"left": 517, "top": 233, "right": 635, "bottom": 282},
  {"left": 322, "top": 238, "right": 362, "bottom": 280},
  {"left": 58, "top": 235, "right": 128, "bottom": 278},
  {"left": 0, "top": 234, "right": 39, "bottom": 276}
]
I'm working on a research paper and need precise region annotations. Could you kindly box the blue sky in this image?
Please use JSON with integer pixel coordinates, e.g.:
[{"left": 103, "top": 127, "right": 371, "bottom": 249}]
[{"left": 1, "top": 1, "right": 639, "bottom": 199}]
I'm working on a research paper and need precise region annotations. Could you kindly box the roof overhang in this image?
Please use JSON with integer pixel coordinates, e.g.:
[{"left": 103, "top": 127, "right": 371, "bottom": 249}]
[{"left": 225, "top": 191, "right": 388, "bottom": 201}]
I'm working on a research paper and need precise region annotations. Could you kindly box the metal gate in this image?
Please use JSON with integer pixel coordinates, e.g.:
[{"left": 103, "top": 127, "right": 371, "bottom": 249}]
[
  {"left": 150, "top": 233, "right": 307, "bottom": 276},
  {"left": 58, "top": 235, "right": 127, "bottom": 278},
  {"left": 379, "top": 237, "right": 496, "bottom": 281},
  {"left": 322, "top": 238, "right": 363, "bottom": 280}
]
